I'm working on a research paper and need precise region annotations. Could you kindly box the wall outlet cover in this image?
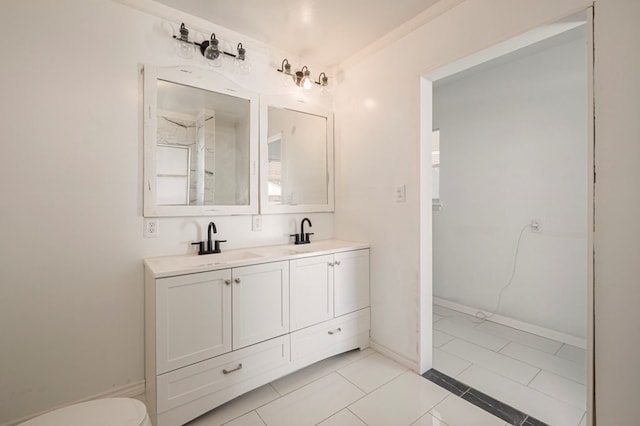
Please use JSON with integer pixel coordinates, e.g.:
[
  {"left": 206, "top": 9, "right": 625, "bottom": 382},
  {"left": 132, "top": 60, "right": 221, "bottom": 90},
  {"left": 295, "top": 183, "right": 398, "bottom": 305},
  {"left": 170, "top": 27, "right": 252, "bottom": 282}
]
[{"left": 144, "top": 218, "right": 159, "bottom": 238}]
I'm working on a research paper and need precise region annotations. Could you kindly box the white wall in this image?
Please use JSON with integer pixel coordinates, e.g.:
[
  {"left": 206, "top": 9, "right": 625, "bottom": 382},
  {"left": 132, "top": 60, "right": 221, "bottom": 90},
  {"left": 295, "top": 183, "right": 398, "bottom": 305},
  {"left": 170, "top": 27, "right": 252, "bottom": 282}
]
[
  {"left": 432, "top": 31, "right": 588, "bottom": 339},
  {"left": 335, "top": 0, "right": 640, "bottom": 423},
  {"left": 0, "top": 1, "right": 333, "bottom": 423},
  {"left": 333, "top": 0, "right": 592, "bottom": 368}
]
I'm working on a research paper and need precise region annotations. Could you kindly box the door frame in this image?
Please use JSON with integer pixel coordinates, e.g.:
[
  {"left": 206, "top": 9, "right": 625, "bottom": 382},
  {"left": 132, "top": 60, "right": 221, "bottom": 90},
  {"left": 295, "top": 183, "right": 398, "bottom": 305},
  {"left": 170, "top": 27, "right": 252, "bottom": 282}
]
[{"left": 418, "top": 7, "right": 595, "bottom": 425}]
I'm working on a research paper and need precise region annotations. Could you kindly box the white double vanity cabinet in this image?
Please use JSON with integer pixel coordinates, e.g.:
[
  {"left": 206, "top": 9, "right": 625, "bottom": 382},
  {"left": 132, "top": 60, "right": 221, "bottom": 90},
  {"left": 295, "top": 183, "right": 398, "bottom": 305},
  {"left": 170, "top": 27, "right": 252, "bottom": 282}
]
[{"left": 144, "top": 241, "right": 370, "bottom": 426}]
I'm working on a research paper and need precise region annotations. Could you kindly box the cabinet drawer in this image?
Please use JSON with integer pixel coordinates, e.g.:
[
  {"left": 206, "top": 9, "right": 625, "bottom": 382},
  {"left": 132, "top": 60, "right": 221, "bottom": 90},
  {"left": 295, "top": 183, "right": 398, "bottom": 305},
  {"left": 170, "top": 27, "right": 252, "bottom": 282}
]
[
  {"left": 290, "top": 308, "right": 370, "bottom": 363},
  {"left": 157, "top": 335, "right": 290, "bottom": 414}
]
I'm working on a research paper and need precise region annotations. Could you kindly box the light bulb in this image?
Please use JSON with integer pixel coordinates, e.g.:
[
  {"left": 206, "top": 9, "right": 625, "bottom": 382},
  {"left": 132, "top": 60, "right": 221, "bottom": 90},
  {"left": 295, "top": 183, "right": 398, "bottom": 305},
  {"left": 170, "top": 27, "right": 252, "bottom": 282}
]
[
  {"left": 175, "top": 23, "right": 193, "bottom": 59},
  {"left": 317, "top": 72, "right": 330, "bottom": 93},
  {"left": 278, "top": 59, "right": 294, "bottom": 87},
  {"left": 203, "top": 34, "right": 223, "bottom": 67},
  {"left": 176, "top": 41, "right": 194, "bottom": 59},
  {"left": 234, "top": 43, "right": 251, "bottom": 74},
  {"left": 296, "top": 66, "right": 313, "bottom": 90},
  {"left": 302, "top": 75, "right": 313, "bottom": 90}
]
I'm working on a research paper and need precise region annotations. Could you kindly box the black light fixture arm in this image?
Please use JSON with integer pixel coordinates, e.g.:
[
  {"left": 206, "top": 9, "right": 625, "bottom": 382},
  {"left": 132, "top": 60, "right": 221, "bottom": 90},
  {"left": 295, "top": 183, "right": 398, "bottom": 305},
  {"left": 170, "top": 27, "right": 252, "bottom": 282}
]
[{"left": 277, "top": 58, "right": 292, "bottom": 74}]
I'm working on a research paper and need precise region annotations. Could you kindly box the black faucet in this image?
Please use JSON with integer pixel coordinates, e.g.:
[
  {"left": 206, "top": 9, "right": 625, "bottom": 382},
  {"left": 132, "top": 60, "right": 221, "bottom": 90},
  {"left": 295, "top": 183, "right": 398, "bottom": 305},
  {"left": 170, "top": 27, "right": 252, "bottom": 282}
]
[
  {"left": 192, "top": 221, "right": 227, "bottom": 255},
  {"left": 290, "top": 217, "right": 314, "bottom": 245}
]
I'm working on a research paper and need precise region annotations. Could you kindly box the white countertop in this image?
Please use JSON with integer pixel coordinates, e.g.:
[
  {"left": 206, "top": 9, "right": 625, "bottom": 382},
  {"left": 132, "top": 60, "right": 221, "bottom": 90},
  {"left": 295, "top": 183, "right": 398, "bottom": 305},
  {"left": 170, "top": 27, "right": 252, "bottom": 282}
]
[{"left": 144, "top": 239, "right": 370, "bottom": 278}]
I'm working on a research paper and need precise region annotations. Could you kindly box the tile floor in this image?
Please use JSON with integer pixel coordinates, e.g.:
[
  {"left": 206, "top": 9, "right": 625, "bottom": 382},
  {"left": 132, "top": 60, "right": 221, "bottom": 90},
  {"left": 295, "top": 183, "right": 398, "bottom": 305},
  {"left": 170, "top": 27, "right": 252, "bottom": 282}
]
[
  {"left": 145, "top": 304, "right": 586, "bottom": 426},
  {"left": 184, "top": 347, "right": 511, "bottom": 426},
  {"left": 432, "top": 305, "right": 587, "bottom": 426}
]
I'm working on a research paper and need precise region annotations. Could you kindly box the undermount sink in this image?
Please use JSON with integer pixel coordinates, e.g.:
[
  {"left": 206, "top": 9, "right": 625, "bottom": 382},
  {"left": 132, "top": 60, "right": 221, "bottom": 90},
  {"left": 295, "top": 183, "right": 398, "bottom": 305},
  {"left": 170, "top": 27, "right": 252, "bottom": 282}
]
[
  {"left": 176, "top": 250, "right": 263, "bottom": 268},
  {"left": 204, "top": 251, "right": 262, "bottom": 263},
  {"left": 290, "top": 240, "right": 339, "bottom": 253},
  {"left": 263, "top": 247, "right": 303, "bottom": 256}
]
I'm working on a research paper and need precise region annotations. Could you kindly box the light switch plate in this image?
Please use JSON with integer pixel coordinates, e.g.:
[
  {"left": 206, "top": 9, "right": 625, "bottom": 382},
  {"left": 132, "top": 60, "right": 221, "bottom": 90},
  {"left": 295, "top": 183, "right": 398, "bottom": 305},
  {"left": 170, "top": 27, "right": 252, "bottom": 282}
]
[
  {"left": 252, "top": 215, "right": 262, "bottom": 231},
  {"left": 395, "top": 185, "right": 406, "bottom": 203}
]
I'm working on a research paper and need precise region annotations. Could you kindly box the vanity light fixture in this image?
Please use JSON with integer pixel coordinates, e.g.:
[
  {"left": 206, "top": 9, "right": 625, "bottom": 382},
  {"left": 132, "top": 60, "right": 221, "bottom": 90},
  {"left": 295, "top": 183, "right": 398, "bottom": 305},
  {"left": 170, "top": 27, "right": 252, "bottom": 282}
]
[
  {"left": 172, "top": 23, "right": 250, "bottom": 70},
  {"left": 276, "top": 58, "right": 329, "bottom": 91}
]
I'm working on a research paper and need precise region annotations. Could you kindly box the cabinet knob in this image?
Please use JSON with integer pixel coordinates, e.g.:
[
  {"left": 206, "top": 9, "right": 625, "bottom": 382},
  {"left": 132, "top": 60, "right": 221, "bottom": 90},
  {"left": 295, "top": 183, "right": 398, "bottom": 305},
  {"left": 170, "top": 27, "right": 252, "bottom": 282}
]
[
  {"left": 224, "top": 279, "right": 231, "bottom": 285},
  {"left": 327, "top": 327, "right": 342, "bottom": 335},
  {"left": 234, "top": 278, "right": 241, "bottom": 284},
  {"left": 222, "top": 363, "right": 243, "bottom": 374},
  {"left": 334, "top": 260, "right": 341, "bottom": 266},
  {"left": 328, "top": 262, "right": 334, "bottom": 267}
]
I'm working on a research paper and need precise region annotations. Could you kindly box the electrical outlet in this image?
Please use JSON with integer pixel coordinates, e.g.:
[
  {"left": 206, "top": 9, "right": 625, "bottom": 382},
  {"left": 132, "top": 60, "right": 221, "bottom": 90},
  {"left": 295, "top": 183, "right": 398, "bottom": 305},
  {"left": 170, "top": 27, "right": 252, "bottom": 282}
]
[
  {"left": 144, "top": 218, "right": 159, "bottom": 238},
  {"left": 531, "top": 219, "right": 541, "bottom": 233},
  {"left": 395, "top": 185, "right": 406, "bottom": 203},
  {"left": 252, "top": 215, "right": 262, "bottom": 231}
]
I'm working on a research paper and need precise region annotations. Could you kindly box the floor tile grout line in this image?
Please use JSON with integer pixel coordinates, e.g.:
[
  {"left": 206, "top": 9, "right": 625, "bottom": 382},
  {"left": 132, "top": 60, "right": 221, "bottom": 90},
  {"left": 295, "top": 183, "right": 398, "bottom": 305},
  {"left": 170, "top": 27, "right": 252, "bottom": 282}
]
[
  {"left": 433, "top": 330, "right": 509, "bottom": 354},
  {"left": 435, "top": 331, "right": 587, "bottom": 414},
  {"left": 419, "top": 391, "right": 451, "bottom": 426},
  {"left": 254, "top": 409, "right": 267, "bottom": 426},
  {"left": 526, "top": 367, "right": 543, "bottom": 386},
  {"left": 439, "top": 343, "right": 545, "bottom": 387},
  {"left": 346, "top": 407, "right": 368, "bottom": 426},
  {"left": 270, "top": 349, "right": 373, "bottom": 397},
  {"left": 526, "top": 377, "right": 588, "bottom": 411},
  {"left": 335, "top": 364, "right": 408, "bottom": 395},
  {"left": 496, "top": 346, "right": 588, "bottom": 386},
  {"left": 223, "top": 366, "right": 358, "bottom": 426}
]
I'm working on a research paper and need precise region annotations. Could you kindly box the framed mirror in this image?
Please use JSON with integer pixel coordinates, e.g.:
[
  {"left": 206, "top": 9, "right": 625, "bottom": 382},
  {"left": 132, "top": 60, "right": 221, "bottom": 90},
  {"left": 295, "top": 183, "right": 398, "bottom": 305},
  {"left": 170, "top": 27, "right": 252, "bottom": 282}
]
[
  {"left": 143, "top": 65, "right": 258, "bottom": 217},
  {"left": 259, "top": 96, "right": 334, "bottom": 214}
]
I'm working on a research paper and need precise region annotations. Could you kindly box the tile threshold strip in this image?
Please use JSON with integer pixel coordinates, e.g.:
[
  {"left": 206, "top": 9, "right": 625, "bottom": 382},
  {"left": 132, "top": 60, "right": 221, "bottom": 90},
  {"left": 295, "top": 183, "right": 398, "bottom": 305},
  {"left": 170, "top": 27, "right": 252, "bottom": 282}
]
[{"left": 422, "top": 369, "right": 548, "bottom": 426}]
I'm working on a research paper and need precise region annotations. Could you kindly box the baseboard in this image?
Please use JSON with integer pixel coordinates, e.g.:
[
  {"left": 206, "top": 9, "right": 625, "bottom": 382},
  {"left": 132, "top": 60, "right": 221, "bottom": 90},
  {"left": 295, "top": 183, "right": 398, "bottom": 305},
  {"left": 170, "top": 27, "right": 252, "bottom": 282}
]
[
  {"left": 2, "top": 380, "right": 146, "bottom": 426},
  {"left": 434, "top": 297, "right": 587, "bottom": 349},
  {"left": 369, "top": 340, "right": 419, "bottom": 372}
]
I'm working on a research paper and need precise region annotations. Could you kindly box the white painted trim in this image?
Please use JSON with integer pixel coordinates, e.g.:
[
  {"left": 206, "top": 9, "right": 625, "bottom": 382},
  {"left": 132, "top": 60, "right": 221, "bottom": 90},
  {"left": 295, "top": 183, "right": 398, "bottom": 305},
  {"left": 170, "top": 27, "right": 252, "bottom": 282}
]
[
  {"left": 585, "top": 7, "right": 595, "bottom": 426},
  {"left": 1, "top": 380, "right": 146, "bottom": 426},
  {"left": 340, "top": 0, "right": 466, "bottom": 71},
  {"left": 424, "top": 19, "right": 586, "bottom": 81},
  {"left": 434, "top": 297, "right": 587, "bottom": 349},
  {"left": 369, "top": 340, "right": 419, "bottom": 372}
]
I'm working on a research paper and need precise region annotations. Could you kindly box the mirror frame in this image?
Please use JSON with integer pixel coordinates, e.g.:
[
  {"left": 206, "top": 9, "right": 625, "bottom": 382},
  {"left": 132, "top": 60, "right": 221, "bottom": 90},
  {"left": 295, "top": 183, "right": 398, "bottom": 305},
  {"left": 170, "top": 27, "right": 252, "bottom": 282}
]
[
  {"left": 259, "top": 95, "right": 335, "bottom": 214},
  {"left": 143, "top": 65, "right": 259, "bottom": 217}
]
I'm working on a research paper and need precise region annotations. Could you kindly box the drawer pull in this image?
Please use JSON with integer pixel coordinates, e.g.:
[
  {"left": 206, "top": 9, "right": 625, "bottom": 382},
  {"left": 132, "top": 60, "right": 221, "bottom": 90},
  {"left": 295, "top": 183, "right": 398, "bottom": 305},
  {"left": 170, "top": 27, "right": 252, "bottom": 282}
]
[
  {"left": 222, "top": 363, "right": 243, "bottom": 374},
  {"left": 327, "top": 328, "right": 342, "bottom": 335}
]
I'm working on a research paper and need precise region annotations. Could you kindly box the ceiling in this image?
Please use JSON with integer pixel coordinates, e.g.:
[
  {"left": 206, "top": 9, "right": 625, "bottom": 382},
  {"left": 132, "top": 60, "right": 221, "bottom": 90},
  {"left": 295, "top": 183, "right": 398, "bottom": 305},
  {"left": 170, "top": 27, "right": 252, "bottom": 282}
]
[{"left": 152, "top": 0, "right": 444, "bottom": 68}]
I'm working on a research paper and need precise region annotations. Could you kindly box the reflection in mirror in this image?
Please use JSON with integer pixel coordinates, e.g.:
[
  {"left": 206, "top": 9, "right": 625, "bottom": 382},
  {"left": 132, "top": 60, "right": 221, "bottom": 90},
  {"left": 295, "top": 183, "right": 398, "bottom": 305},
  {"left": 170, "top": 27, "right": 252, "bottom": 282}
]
[
  {"left": 156, "top": 79, "right": 250, "bottom": 206},
  {"left": 143, "top": 66, "right": 258, "bottom": 217},
  {"left": 267, "top": 107, "right": 328, "bottom": 206},
  {"left": 260, "top": 96, "right": 334, "bottom": 214}
]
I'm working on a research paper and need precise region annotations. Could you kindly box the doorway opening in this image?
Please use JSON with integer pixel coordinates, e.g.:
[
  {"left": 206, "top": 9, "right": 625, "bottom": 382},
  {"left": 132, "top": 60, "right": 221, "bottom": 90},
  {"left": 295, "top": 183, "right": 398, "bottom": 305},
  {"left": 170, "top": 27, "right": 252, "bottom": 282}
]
[{"left": 419, "top": 10, "right": 594, "bottom": 426}]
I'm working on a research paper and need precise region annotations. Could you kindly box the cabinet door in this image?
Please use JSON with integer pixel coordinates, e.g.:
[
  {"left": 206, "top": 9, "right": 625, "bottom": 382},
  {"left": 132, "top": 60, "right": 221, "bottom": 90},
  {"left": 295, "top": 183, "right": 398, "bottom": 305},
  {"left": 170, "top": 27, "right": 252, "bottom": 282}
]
[
  {"left": 156, "top": 269, "right": 232, "bottom": 374},
  {"left": 232, "top": 261, "right": 289, "bottom": 350},
  {"left": 334, "top": 249, "right": 370, "bottom": 317},
  {"left": 290, "top": 254, "right": 334, "bottom": 331}
]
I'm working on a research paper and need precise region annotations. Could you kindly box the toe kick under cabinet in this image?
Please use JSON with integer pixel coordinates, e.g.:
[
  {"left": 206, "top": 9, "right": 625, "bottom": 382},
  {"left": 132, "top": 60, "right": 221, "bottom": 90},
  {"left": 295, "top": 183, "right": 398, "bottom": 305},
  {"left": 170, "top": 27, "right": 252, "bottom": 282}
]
[{"left": 144, "top": 241, "right": 370, "bottom": 426}]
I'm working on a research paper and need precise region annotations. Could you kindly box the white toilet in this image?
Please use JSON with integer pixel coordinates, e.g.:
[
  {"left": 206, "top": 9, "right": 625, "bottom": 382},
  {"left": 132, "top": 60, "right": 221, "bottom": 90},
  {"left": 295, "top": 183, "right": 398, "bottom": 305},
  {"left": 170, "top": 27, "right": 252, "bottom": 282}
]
[{"left": 19, "top": 397, "right": 151, "bottom": 426}]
